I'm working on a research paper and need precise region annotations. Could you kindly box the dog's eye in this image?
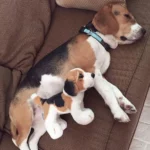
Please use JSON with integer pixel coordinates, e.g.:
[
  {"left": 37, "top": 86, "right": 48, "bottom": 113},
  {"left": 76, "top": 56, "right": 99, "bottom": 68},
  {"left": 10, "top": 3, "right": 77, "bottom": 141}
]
[
  {"left": 114, "top": 10, "right": 120, "bottom": 16},
  {"left": 79, "top": 73, "right": 84, "bottom": 79},
  {"left": 124, "top": 14, "right": 131, "bottom": 19}
]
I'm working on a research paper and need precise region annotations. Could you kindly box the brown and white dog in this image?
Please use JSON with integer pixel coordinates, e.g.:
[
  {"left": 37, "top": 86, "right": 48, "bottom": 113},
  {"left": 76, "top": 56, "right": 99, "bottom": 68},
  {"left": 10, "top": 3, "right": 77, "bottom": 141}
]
[
  {"left": 10, "top": 68, "right": 95, "bottom": 150},
  {"left": 9, "top": 2, "right": 146, "bottom": 150}
]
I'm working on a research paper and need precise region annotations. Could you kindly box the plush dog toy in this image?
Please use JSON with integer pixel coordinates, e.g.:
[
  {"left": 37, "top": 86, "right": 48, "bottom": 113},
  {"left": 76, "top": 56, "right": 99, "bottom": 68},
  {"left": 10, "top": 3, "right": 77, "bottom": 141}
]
[
  {"left": 10, "top": 68, "right": 95, "bottom": 150},
  {"left": 31, "top": 68, "right": 95, "bottom": 140}
]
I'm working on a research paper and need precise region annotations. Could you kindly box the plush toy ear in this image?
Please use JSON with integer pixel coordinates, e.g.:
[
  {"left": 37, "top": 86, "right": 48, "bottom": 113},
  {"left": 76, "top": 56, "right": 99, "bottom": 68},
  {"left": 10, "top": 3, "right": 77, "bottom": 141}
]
[{"left": 64, "top": 80, "right": 77, "bottom": 96}]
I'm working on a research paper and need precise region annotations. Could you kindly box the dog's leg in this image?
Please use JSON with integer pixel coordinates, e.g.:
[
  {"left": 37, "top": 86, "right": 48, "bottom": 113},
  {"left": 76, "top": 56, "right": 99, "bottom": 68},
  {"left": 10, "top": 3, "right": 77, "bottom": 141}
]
[
  {"left": 45, "top": 106, "right": 63, "bottom": 140},
  {"left": 71, "top": 102, "right": 94, "bottom": 125},
  {"left": 29, "top": 107, "right": 46, "bottom": 150},
  {"left": 106, "top": 82, "right": 137, "bottom": 114},
  {"left": 19, "top": 138, "right": 30, "bottom": 150},
  {"left": 94, "top": 69, "right": 130, "bottom": 122}
]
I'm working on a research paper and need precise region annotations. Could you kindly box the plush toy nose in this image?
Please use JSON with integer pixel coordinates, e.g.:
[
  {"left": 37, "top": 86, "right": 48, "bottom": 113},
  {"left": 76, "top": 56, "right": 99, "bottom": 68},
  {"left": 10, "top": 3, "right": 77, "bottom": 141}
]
[{"left": 91, "top": 73, "right": 95, "bottom": 78}]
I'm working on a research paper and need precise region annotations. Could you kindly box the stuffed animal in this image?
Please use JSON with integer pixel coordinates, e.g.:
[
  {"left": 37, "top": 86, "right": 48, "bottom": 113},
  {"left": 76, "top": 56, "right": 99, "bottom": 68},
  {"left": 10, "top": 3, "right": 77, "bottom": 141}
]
[{"left": 31, "top": 68, "right": 95, "bottom": 140}]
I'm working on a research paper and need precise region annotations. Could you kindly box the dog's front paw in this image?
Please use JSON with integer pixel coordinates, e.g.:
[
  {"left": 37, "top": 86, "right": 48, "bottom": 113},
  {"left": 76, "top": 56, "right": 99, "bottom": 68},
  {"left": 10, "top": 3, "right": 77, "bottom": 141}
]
[
  {"left": 118, "top": 97, "right": 137, "bottom": 114},
  {"left": 114, "top": 109, "right": 130, "bottom": 123},
  {"left": 124, "top": 104, "right": 137, "bottom": 114},
  {"left": 49, "top": 123, "right": 63, "bottom": 139}
]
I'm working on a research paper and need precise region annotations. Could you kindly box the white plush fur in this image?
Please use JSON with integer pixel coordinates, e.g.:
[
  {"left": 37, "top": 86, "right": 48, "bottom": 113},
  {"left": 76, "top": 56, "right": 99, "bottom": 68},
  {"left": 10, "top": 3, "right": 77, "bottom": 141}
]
[
  {"left": 37, "top": 74, "right": 64, "bottom": 99},
  {"left": 43, "top": 69, "right": 95, "bottom": 139},
  {"left": 26, "top": 69, "right": 95, "bottom": 143}
]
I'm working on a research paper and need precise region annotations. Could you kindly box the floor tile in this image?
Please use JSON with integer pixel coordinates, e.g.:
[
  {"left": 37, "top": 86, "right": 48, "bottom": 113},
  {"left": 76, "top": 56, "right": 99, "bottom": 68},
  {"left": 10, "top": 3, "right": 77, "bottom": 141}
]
[
  {"left": 140, "top": 106, "right": 150, "bottom": 124},
  {"left": 145, "top": 144, "right": 150, "bottom": 150},
  {"left": 134, "top": 122, "right": 150, "bottom": 143},
  {"left": 145, "top": 91, "right": 150, "bottom": 106},
  {"left": 130, "top": 139, "right": 147, "bottom": 150}
]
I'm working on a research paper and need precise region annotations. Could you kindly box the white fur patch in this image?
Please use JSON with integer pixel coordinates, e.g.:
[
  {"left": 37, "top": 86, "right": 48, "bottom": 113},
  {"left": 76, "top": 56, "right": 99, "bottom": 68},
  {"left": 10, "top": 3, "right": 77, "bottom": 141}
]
[
  {"left": 87, "top": 36, "right": 111, "bottom": 74},
  {"left": 19, "top": 139, "right": 29, "bottom": 150},
  {"left": 37, "top": 74, "right": 64, "bottom": 99},
  {"left": 83, "top": 72, "right": 94, "bottom": 90}
]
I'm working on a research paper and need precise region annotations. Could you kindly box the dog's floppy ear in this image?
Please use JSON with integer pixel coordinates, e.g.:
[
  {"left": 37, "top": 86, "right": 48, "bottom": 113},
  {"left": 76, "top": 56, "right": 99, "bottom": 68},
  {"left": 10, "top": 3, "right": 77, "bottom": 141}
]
[
  {"left": 92, "top": 3, "right": 119, "bottom": 35},
  {"left": 64, "top": 80, "right": 77, "bottom": 96}
]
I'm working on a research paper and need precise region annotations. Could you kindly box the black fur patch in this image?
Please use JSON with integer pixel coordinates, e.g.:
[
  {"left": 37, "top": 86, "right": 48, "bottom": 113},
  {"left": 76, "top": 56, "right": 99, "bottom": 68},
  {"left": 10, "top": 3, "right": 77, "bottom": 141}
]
[
  {"left": 64, "top": 80, "right": 76, "bottom": 96},
  {"left": 41, "top": 93, "right": 65, "bottom": 107},
  {"left": 19, "top": 40, "right": 71, "bottom": 88}
]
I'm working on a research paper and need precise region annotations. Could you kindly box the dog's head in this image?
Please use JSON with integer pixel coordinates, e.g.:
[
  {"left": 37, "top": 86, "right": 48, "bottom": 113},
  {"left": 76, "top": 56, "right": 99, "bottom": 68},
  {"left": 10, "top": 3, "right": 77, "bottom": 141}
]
[
  {"left": 64, "top": 68, "right": 95, "bottom": 96},
  {"left": 92, "top": 2, "right": 146, "bottom": 44}
]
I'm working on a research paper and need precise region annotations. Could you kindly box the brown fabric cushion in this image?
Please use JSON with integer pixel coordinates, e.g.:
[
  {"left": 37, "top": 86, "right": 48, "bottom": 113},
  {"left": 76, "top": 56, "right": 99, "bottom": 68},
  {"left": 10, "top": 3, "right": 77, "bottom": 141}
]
[
  {"left": 2, "top": 1, "right": 150, "bottom": 150},
  {"left": 0, "top": 67, "right": 22, "bottom": 130},
  {"left": 0, "top": 133, "right": 18, "bottom": 150},
  {"left": 0, "top": 0, "right": 52, "bottom": 130},
  {"left": 0, "top": 67, "right": 12, "bottom": 129},
  {"left": 0, "top": 0, "right": 51, "bottom": 74},
  {"left": 56, "top": 0, "right": 125, "bottom": 11}
]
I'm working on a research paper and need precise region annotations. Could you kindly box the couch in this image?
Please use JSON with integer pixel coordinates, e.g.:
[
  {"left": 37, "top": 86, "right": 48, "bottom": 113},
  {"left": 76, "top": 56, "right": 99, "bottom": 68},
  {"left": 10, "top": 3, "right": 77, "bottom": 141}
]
[{"left": 0, "top": 0, "right": 150, "bottom": 150}]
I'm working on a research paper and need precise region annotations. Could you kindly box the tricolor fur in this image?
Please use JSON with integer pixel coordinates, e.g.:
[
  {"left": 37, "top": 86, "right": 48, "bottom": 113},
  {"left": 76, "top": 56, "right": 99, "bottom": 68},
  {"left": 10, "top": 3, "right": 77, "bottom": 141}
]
[{"left": 9, "top": 2, "right": 146, "bottom": 150}]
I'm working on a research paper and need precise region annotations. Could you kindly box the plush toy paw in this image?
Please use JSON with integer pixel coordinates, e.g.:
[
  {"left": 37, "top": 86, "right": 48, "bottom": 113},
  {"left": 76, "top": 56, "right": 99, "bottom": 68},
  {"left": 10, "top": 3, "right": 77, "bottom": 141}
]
[
  {"left": 78, "top": 108, "right": 95, "bottom": 125},
  {"left": 58, "top": 118, "right": 67, "bottom": 130},
  {"left": 49, "top": 123, "right": 63, "bottom": 139}
]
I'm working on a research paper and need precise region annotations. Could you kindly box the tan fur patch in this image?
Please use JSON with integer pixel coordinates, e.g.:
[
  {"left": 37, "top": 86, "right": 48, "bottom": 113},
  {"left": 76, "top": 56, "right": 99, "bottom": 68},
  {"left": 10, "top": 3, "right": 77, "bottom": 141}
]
[
  {"left": 92, "top": 2, "right": 136, "bottom": 38},
  {"left": 9, "top": 99, "right": 33, "bottom": 146},
  {"left": 9, "top": 87, "right": 38, "bottom": 146},
  {"left": 57, "top": 34, "right": 95, "bottom": 79},
  {"left": 34, "top": 96, "right": 50, "bottom": 119},
  {"left": 68, "top": 35, "right": 95, "bottom": 72},
  {"left": 12, "top": 88, "right": 38, "bottom": 105}
]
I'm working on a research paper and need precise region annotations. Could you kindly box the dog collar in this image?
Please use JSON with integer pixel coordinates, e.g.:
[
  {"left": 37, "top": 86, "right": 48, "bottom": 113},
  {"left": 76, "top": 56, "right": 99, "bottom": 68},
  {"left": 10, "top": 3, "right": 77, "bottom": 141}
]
[{"left": 79, "top": 22, "right": 111, "bottom": 51}]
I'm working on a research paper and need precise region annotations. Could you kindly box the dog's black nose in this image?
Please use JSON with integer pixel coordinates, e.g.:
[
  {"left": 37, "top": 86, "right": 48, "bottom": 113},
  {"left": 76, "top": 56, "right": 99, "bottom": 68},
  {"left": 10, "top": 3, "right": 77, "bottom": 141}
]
[
  {"left": 141, "top": 28, "right": 146, "bottom": 35},
  {"left": 91, "top": 73, "right": 95, "bottom": 78}
]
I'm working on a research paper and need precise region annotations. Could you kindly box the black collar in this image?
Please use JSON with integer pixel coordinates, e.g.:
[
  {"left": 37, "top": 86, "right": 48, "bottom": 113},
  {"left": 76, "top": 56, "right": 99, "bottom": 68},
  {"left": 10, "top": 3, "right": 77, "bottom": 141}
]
[{"left": 79, "top": 22, "right": 111, "bottom": 51}]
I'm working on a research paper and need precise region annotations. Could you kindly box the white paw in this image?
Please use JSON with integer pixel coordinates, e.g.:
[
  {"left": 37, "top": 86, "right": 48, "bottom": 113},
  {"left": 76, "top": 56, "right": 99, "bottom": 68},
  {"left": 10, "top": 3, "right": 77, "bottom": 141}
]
[
  {"left": 118, "top": 97, "right": 137, "bottom": 114},
  {"left": 49, "top": 123, "right": 63, "bottom": 139},
  {"left": 114, "top": 109, "right": 130, "bottom": 123},
  {"left": 29, "top": 143, "right": 38, "bottom": 150},
  {"left": 79, "top": 109, "right": 95, "bottom": 125},
  {"left": 58, "top": 118, "right": 67, "bottom": 130}
]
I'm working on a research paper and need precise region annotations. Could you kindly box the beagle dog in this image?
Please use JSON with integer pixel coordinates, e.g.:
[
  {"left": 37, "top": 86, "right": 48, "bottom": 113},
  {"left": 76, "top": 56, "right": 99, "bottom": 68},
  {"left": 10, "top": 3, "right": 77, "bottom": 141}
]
[
  {"left": 9, "top": 2, "right": 146, "bottom": 150},
  {"left": 10, "top": 68, "right": 95, "bottom": 149}
]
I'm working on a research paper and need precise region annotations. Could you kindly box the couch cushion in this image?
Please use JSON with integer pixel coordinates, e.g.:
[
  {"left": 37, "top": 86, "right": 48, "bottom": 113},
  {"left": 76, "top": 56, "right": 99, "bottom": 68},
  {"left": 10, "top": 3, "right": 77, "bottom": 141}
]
[
  {"left": 0, "top": 66, "right": 22, "bottom": 130},
  {"left": 56, "top": 0, "right": 125, "bottom": 11},
  {"left": 0, "top": 133, "right": 18, "bottom": 150},
  {"left": 0, "top": 67, "right": 12, "bottom": 129},
  {"left": 3, "top": 1, "right": 150, "bottom": 150},
  {"left": 0, "top": 0, "right": 52, "bottom": 130},
  {"left": 0, "top": 0, "right": 51, "bottom": 74}
]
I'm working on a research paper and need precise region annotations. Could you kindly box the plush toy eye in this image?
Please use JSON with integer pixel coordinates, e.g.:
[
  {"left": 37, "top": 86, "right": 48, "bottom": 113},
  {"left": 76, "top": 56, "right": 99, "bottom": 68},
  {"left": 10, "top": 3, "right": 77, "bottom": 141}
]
[{"left": 79, "top": 73, "right": 84, "bottom": 79}]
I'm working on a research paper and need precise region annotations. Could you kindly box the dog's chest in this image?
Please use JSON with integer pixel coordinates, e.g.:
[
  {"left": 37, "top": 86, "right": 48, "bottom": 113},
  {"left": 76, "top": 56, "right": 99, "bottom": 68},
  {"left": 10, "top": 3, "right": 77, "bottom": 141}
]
[{"left": 87, "top": 37, "right": 110, "bottom": 69}]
